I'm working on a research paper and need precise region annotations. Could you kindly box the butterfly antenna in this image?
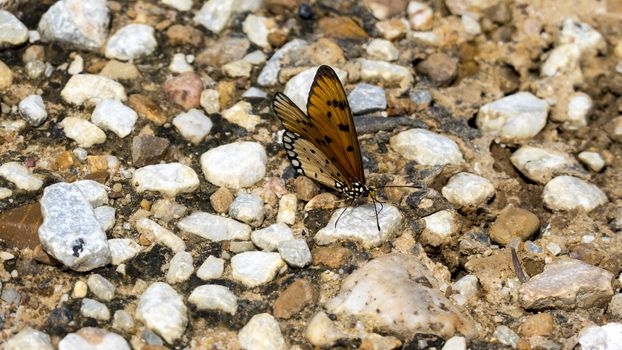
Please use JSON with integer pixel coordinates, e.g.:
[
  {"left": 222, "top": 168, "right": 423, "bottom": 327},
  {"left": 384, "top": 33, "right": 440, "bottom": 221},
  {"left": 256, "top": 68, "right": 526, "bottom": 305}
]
[{"left": 378, "top": 184, "right": 423, "bottom": 189}]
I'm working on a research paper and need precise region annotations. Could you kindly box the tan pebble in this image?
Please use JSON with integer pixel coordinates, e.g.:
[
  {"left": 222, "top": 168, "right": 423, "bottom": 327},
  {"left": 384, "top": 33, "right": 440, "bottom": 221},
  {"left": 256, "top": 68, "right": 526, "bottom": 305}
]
[
  {"left": 72, "top": 280, "right": 88, "bottom": 298},
  {"left": 210, "top": 187, "right": 234, "bottom": 214},
  {"left": 55, "top": 151, "right": 74, "bottom": 170},
  {"left": 128, "top": 94, "right": 167, "bottom": 125},
  {"left": 22, "top": 45, "right": 45, "bottom": 63},
  {"left": 273, "top": 279, "right": 318, "bottom": 319},
  {"left": 312, "top": 246, "right": 352, "bottom": 269},
  {"left": 267, "top": 30, "right": 288, "bottom": 48},
  {"left": 99, "top": 60, "right": 140, "bottom": 81},
  {"left": 167, "top": 24, "right": 204, "bottom": 47},
  {"left": 489, "top": 207, "right": 540, "bottom": 245},
  {"left": 0, "top": 60, "right": 13, "bottom": 91},
  {"left": 519, "top": 312, "right": 554, "bottom": 337},
  {"left": 317, "top": 16, "right": 368, "bottom": 41},
  {"left": 216, "top": 80, "right": 237, "bottom": 110},
  {"left": 374, "top": 18, "right": 408, "bottom": 41},
  {"left": 307, "top": 38, "right": 346, "bottom": 66},
  {"left": 304, "top": 193, "right": 339, "bottom": 211},
  {"left": 140, "top": 199, "right": 152, "bottom": 211},
  {"left": 87, "top": 156, "right": 109, "bottom": 173},
  {"left": 294, "top": 177, "right": 319, "bottom": 201}
]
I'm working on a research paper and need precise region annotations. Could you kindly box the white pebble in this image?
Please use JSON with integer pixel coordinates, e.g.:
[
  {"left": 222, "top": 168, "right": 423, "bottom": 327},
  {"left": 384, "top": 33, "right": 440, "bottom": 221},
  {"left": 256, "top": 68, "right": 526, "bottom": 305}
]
[
  {"left": 278, "top": 239, "right": 312, "bottom": 268},
  {"left": 541, "top": 44, "right": 581, "bottom": 77},
  {"left": 231, "top": 251, "right": 286, "bottom": 287},
  {"left": 136, "top": 218, "right": 186, "bottom": 252},
  {"left": 390, "top": 128, "right": 464, "bottom": 165},
  {"left": 420, "top": 209, "right": 460, "bottom": 247},
  {"left": 559, "top": 18, "right": 606, "bottom": 54},
  {"left": 58, "top": 328, "right": 129, "bottom": 350},
  {"left": 442, "top": 172, "right": 495, "bottom": 207},
  {"left": 95, "top": 206, "right": 116, "bottom": 231},
  {"left": 366, "top": 38, "right": 399, "bottom": 61},
  {"left": 61, "top": 74, "right": 126, "bottom": 106},
  {"left": 73, "top": 179, "right": 108, "bottom": 207},
  {"left": 87, "top": 274, "right": 115, "bottom": 301},
  {"left": 105, "top": 24, "right": 157, "bottom": 61},
  {"left": 243, "top": 50, "right": 266, "bottom": 65},
  {"left": 177, "top": 211, "right": 251, "bottom": 241},
  {"left": 200, "top": 89, "right": 220, "bottom": 114},
  {"left": 510, "top": 146, "right": 586, "bottom": 184},
  {"left": 223, "top": 59, "right": 252, "bottom": 78},
  {"left": 194, "top": 0, "right": 235, "bottom": 34},
  {"left": 172, "top": 108, "right": 213, "bottom": 145},
  {"left": 242, "top": 14, "right": 275, "bottom": 49},
  {"left": 72, "top": 280, "right": 88, "bottom": 299},
  {"left": 91, "top": 99, "right": 137, "bottom": 138},
  {"left": 162, "top": 0, "right": 193, "bottom": 11},
  {"left": 543, "top": 176, "right": 607, "bottom": 211},
  {"left": 0, "top": 10, "right": 29, "bottom": 47},
  {"left": 80, "top": 298, "right": 110, "bottom": 320},
  {"left": 229, "top": 193, "right": 265, "bottom": 227},
  {"left": 359, "top": 59, "right": 413, "bottom": 92},
  {"left": 578, "top": 323, "right": 622, "bottom": 350},
  {"left": 276, "top": 193, "right": 297, "bottom": 225},
  {"left": 112, "top": 310, "right": 135, "bottom": 332},
  {"left": 251, "top": 223, "right": 294, "bottom": 251},
  {"left": 196, "top": 255, "right": 225, "bottom": 280},
  {"left": 3, "top": 327, "right": 53, "bottom": 350},
  {"left": 407, "top": 1, "right": 433, "bottom": 31},
  {"left": 560, "top": 92, "right": 592, "bottom": 129},
  {"left": 60, "top": 117, "right": 107, "bottom": 148},
  {"left": 578, "top": 151, "right": 605, "bottom": 172},
  {"left": 136, "top": 282, "right": 188, "bottom": 344},
  {"left": 0, "top": 162, "right": 43, "bottom": 191},
  {"left": 201, "top": 141, "right": 267, "bottom": 189},
  {"left": 166, "top": 251, "right": 194, "bottom": 284},
  {"left": 18, "top": 95, "right": 47, "bottom": 126},
  {"left": 132, "top": 163, "right": 200, "bottom": 196},
  {"left": 108, "top": 238, "right": 141, "bottom": 265},
  {"left": 305, "top": 312, "right": 350, "bottom": 347},
  {"left": 169, "top": 53, "right": 193, "bottom": 73},
  {"left": 189, "top": 284, "right": 238, "bottom": 315},
  {"left": 452, "top": 274, "right": 479, "bottom": 299},
  {"left": 238, "top": 313, "right": 286, "bottom": 350},
  {"left": 477, "top": 92, "right": 549, "bottom": 141},
  {"left": 221, "top": 101, "right": 261, "bottom": 131},
  {"left": 442, "top": 336, "right": 467, "bottom": 350},
  {"left": 67, "top": 54, "right": 83, "bottom": 75}
]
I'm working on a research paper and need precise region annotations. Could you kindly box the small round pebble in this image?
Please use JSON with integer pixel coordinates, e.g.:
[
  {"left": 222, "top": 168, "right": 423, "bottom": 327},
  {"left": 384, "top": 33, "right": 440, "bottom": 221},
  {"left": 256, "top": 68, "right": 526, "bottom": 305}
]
[
  {"left": 420, "top": 209, "right": 461, "bottom": 247},
  {"left": 80, "top": 298, "right": 110, "bottom": 320},
  {"left": 188, "top": 284, "right": 238, "bottom": 315},
  {"left": 390, "top": 128, "right": 464, "bottom": 165},
  {"left": 578, "top": 151, "right": 605, "bottom": 172},
  {"left": 441, "top": 172, "right": 495, "bottom": 207},
  {"left": 95, "top": 206, "right": 116, "bottom": 231},
  {"left": 87, "top": 274, "right": 115, "bottom": 301},
  {"left": 169, "top": 53, "right": 194, "bottom": 73},
  {"left": 196, "top": 255, "right": 225, "bottom": 280},
  {"left": 60, "top": 117, "right": 107, "bottom": 148},
  {"left": 200, "top": 89, "right": 220, "bottom": 114},
  {"left": 221, "top": 101, "right": 261, "bottom": 131},
  {"left": 108, "top": 238, "right": 141, "bottom": 265},
  {"left": 132, "top": 163, "right": 200, "bottom": 197},
  {"left": 4, "top": 327, "right": 53, "bottom": 350},
  {"left": 477, "top": 92, "right": 549, "bottom": 141},
  {"left": 112, "top": 310, "right": 135, "bottom": 332},
  {"left": 166, "top": 251, "right": 194, "bottom": 284},
  {"left": 172, "top": 108, "right": 213, "bottom": 145},
  {"left": 278, "top": 239, "right": 312, "bottom": 268},
  {"left": 105, "top": 24, "right": 157, "bottom": 61},
  {"left": 61, "top": 74, "right": 127, "bottom": 106},
  {"left": 58, "top": 328, "right": 129, "bottom": 350},
  {"left": 238, "top": 313, "right": 286, "bottom": 350},
  {"left": 136, "top": 282, "right": 189, "bottom": 344},
  {"left": 543, "top": 176, "right": 607, "bottom": 211},
  {"left": 91, "top": 99, "right": 137, "bottom": 138},
  {"left": 229, "top": 193, "right": 265, "bottom": 227},
  {"left": 366, "top": 38, "right": 399, "bottom": 61},
  {"left": 347, "top": 83, "right": 387, "bottom": 115},
  {"left": 276, "top": 193, "right": 297, "bottom": 225},
  {"left": 201, "top": 141, "right": 267, "bottom": 189},
  {"left": 251, "top": 223, "right": 295, "bottom": 251},
  {"left": 72, "top": 280, "right": 88, "bottom": 299},
  {"left": 0, "top": 161, "right": 43, "bottom": 191},
  {"left": 18, "top": 95, "right": 47, "bottom": 126},
  {"left": 488, "top": 207, "right": 540, "bottom": 245}
]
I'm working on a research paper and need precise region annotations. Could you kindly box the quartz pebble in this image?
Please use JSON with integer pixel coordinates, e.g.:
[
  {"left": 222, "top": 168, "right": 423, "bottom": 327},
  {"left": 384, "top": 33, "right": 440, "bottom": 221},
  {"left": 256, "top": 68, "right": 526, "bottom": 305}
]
[
  {"left": 243, "top": 14, "right": 275, "bottom": 49},
  {"left": 407, "top": 2, "right": 433, "bottom": 30},
  {"left": 95, "top": 206, "right": 115, "bottom": 231},
  {"left": 136, "top": 218, "right": 186, "bottom": 252},
  {"left": 91, "top": 99, "right": 137, "bottom": 138},
  {"left": 238, "top": 313, "right": 286, "bottom": 350},
  {"left": 578, "top": 323, "right": 622, "bottom": 350},
  {"left": 108, "top": 238, "right": 141, "bottom": 265},
  {"left": 194, "top": 0, "right": 235, "bottom": 34},
  {"left": 231, "top": 251, "right": 286, "bottom": 287},
  {"left": 58, "top": 328, "right": 129, "bottom": 350},
  {"left": 169, "top": 53, "right": 193, "bottom": 73},
  {"left": 189, "top": 284, "right": 238, "bottom": 315},
  {"left": 105, "top": 24, "right": 157, "bottom": 61},
  {"left": 87, "top": 274, "right": 115, "bottom": 301},
  {"left": 359, "top": 59, "right": 413, "bottom": 91},
  {"left": 200, "top": 89, "right": 220, "bottom": 114},
  {"left": 222, "top": 59, "right": 252, "bottom": 78},
  {"left": 251, "top": 223, "right": 294, "bottom": 251},
  {"left": 543, "top": 176, "right": 607, "bottom": 211},
  {"left": 177, "top": 211, "right": 251, "bottom": 241},
  {"left": 276, "top": 193, "right": 297, "bottom": 225},
  {"left": 167, "top": 251, "right": 194, "bottom": 284},
  {"left": 510, "top": 146, "right": 587, "bottom": 184},
  {"left": 172, "top": 108, "right": 213, "bottom": 144},
  {"left": 72, "top": 281, "right": 88, "bottom": 299},
  {"left": 67, "top": 55, "right": 83, "bottom": 75},
  {"left": 283, "top": 66, "right": 348, "bottom": 110},
  {"left": 0, "top": 10, "right": 29, "bottom": 47},
  {"left": 60, "top": 117, "right": 107, "bottom": 148},
  {"left": 347, "top": 83, "right": 387, "bottom": 115},
  {"left": 305, "top": 312, "right": 351, "bottom": 346},
  {"left": 0, "top": 162, "right": 43, "bottom": 191},
  {"left": 242, "top": 87, "right": 268, "bottom": 100},
  {"left": 541, "top": 43, "right": 581, "bottom": 77},
  {"left": 61, "top": 74, "right": 126, "bottom": 106},
  {"left": 132, "top": 163, "right": 200, "bottom": 196},
  {"left": 221, "top": 101, "right": 261, "bottom": 131},
  {"left": 38, "top": 183, "right": 111, "bottom": 271},
  {"left": 578, "top": 151, "right": 605, "bottom": 172},
  {"left": 366, "top": 38, "right": 399, "bottom": 61},
  {"left": 441, "top": 173, "right": 495, "bottom": 207},
  {"left": 196, "top": 255, "right": 225, "bottom": 280},
  {"left": 80, "top": 298, "right": 110, "bottom": 320},
  {"left": 278, "top": 239, "right": 312, "bottom": 268},
  {"left": 38, "top": 0, "right": 110, "bottom": 51},
  {"left": 477, "top": 92, "right": 549, "bottom": 141},
  {"left": 258, "top": 39, "right": 307, "bottom": 86},
  {"left": 493, "top": 325, "right": 519, "bottom": 348},
  {"left": 201, "top": 142, "right": 267, "bottom": 189},
  {"left": 73, "top": 179, "right": 108, "bottom": 207},
  {"left": 390, "top": 128, "right": 464, "bottom": 165},
  {"left": 4, "top": 327, "right": 53, "bottom": 350},
  {"left": 112, "top": 310, "right": 134, "bottom": 332},
  {"left": 136, "top": 282, "right": 188, "bottom": 344},
  {"left": 315, "top": 204, "right": 403, "bottom": 248},
  {"left": 559, "top": 18, "right": 605, "bottom": 54},
  {"left": 18, "top": 95, "right": 47, "bottom": 126},
  {"left": 420, "top": 209, "right": 461, "bottom": 247}
]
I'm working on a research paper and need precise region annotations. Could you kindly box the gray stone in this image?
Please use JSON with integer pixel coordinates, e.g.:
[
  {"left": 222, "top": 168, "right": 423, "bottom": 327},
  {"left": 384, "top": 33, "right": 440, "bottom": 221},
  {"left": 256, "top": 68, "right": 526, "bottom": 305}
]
[
  {"left": 105, "top": 24, "right": 157, "bottom": 61},
  {"left": 18, "top": 95, "right": 47, "bottom": 126},
  {"left": 347, "top": 83, "right": 387, "bottom": 115},
  {"left": 87, "top": 274, "right": 115, "bottom": 301},
  {"left": 229, "top": 193, "right": 265, "bottom": 227},
  {"left": 136, "top": 282, "right": 188, "bottom": 344},
  {"left": 80, "top": 298, "right": 110, "bottom": 320},
  {"left": 278, "top": 239, "right": 312, "bottom": 268}
]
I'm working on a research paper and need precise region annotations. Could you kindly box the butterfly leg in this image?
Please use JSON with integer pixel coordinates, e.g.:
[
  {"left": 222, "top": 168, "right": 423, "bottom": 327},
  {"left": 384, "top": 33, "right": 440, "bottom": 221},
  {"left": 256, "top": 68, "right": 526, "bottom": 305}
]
[
  {"left": 369, "top": 194, "right": 381, "bottom": 231},
  {"left": 334, "top": 198, "right": 355, "bottom": 229}
]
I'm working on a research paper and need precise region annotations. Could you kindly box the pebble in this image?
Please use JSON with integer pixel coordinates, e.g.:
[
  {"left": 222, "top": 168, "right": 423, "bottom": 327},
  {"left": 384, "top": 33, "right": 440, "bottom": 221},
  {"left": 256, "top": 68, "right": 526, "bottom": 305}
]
[
  {"left": 488, "top": 207, "right": 540, "bottom": 245},
  {"left": 318, "top": 16, "right": 368, "bottom": 40},
  {"left": 196, "top": 36, "right": 249, "bottom": 66},
  {"left": 112, "top": 310, "right": 134, "bottom": 332},
  {"left": 326, "top": 254, "right": 475, "bottom": 338},
  {"left": 188, "top": 284, "right": 238, "bottom": 315},
  {"left": 243, "top": 14, "right": 276, "bottom": 49},
  {"left": 105, "top": 24, "right": 157, "bottom": 61},
  {"left": 61, "top": 74, "right": 126, "bottom": 106},
  {"left": 0, "top": 59, "right": 12, "bottom": 90},
  {"left": 390, "top": 128, "right": 465, "bottom": 165},
  {"left": 200, "top": 141, "right": 267, "bottom": 189},
  {"left": 366, "top": 38, "right": 399, "bottom": 61},
  {"left": 238, "top": 313, "right": 286, "bottom": 350},
  {"left": 67, "top": 55, "right": 83, "bottom": 75},
  {"left": 462, "top": 15, "right": 481, "bottom": 35},
  {"left": 359, "top": 59, "right": 414, "bottom": 91},
  {"left": 305, "top": 312, "right": 351, "bottom": 346},
  {"left": 196, "top": 0, "right": 243, "bottom": 33},
  {"left": 18, "top": 95, "right": 47, "bottom": 126},
  {"left": 477, "top": 92, "right": 549, "bottom": 141},
  {"left": 222, "top": 59, "right": 252, "bottom": 78},
  {"left": 108, "top": 238, "right": 141, "bottom": 265},
  {"left": 556, "top": 92, "right": 593, "bottom": 129},
  {"left": 87, "top": 274, "right": 115, "bottom": 301},
  {"left": 172, "top": 108, "right": 213, "bottom": 145},
  {"left": 283, "top": 66, "right": 348, "bottom": 110},
  {"left": 445, "top": 0, "right": 497, "bottom": 16},
  {"left": 80, "top": 298, "right": 110, "bottom": 320},
  {"left": 162, "top": 0, "right": 193, "bottom": 11},
  {"left": 131, "top": 135, "right": 170, "bottom": 167},
  {"left": 58, "top": 327, "right": 129, "bottom": 350},
  {"left": 210, "top": 187, "right": 234, "bottom": 213},
  {"left": 420, "top": 209, "right": 461, "bottom": 247},
  {"left": 315, "top": 204, "right": 403, "bottom": 248},
  {"left": 243, "top": 50, "right": 266, "bottom": 65},
  {"left": 4, "top": 327, "right": 53, "bottom": 350},
  {"left": 1, "top": 288, "right": 21, "bottom": 305},
  {"left": 60, "top": 117, "right": 107, "bottom": 148},
  {"left": 99, "top": 60, "right": 140, "bottom": 82},
  {"left": 258, "top": 39, "right": 307, "bottom": 86},
  {"left": 242, "top": 87, "right": 268, "bottom": 100},
  {"left": 231, "top": 251, "right": 286, "bottom": 287},
  {"left": 312, "top": 246, "right": 352, "bottom": 269},
  {"left": 442, "top": 336, "right": 467, "bottom": 350},
  {"left": 542, "top": 176, "right": 607, "bottom": 211},
  {"left": 151, "top": 199, "right": 187, "bottom": 223},
  {"left": 452, "top": 274, "right": 479, "bottom": 299},
  {"left": 416, "top": 53, "right": 459, "bottom": 87},
  {"left": 510, "top": 146, "right": 586, "bottom": 184},
  {"left": 278, "top": 239, "right": 312, "bottom": 268},
  {"left": 251, "top": 223, "right": 294, "bottom": 251},
  {"left": 0, "top": 10, "right": 28, "bottom": 47},
  {"left": 519, "top": 258, "right": 613, "bottom": 309},
  {"left": 294, "top": 177, "right": 319, "bottom": 201},
  {"left": 136, "top": 282, "right": 188, "bottom": 344},
  {"left": 441, "top": 172, "right": 495, "bottom": 207},
  {"left": 196, "top": 255, "right": 225, "bottom": 280},
  {"left": 136, "top": 218, "right": 186, "bottom": 252},
  {"left": 375, "top": 18, "right": 408, "bottom": 41},
  {"left": 91, "top": 99, "right": 137, "bottom": 138},
  {"left": 200, "top": 89, "right": 220, "bottom": 114},
  {"left": 73, "top": 179, "right": 108, "bottom": 207},
  {"left": 38, "top": 0, "right": 110, "bottom": 51},
  {"left": 72, "top": 281, "right": 88, "bottom": 298},
  {"left": 407, "top": 1, "right": 434, "bottom": 31},
  {"left": 276, "top": 193, "right": 297, "bottom": 225},
  {"left": 347, "top": 83, "right": 387, "bottom": 115},
  {"left": 221, "top": 101, "right": 261, "bottom": 131},
  {"left": 578, "top": 323, "right": 622, "bottom": 350},
  {"left": 166, "top": 251, "right": 194, "bottom": 284},
  {"left": 0, "top": 162, "right": 43, "bottom": 191},
  {"left": 493, "top": 325, "right": 519, "bottom": 348},
  {"left": 519, "top": 313, "right": 554, "bottom": 337},
  {"left": 273, "top": 279, "right": 317, "bottom": 319},
  {"left": 0, "top": 187, "right": 12, "bottom": 199},
  {"left": 132, "top": 163, "right": 200, "bottom": 197},
  {"left": 169, "top": 53, "right": 194, "bottom": 73},
  {"left": 177, "top": 211, "right": 251, "bottom": 241},
  {"left": 164, "top": 72, "right": 203, "bottom": 110},
  {"left": 541, "top": 43, "right": 581, "bottom": 77},
  {"left": 38, "top": 183, "right": 111, "bottom": 271},
  {"left": 578, "top": 151, "right": 605, "bottom": 172},
  {"left": 559, "top": 18, "right": 605, "bottom": 54}
]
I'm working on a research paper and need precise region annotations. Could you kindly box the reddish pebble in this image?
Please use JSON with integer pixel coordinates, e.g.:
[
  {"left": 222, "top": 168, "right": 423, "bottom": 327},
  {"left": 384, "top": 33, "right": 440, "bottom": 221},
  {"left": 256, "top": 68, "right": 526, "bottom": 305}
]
[{"left": 164, "top": 72, "right": 203, "bottom": 110}]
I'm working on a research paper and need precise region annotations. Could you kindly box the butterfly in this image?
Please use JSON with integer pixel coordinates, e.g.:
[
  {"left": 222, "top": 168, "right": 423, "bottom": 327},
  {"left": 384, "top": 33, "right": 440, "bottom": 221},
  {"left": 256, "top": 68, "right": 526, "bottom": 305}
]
[{"left": 272, "top": 65, "right": 381, "bottom": 227}]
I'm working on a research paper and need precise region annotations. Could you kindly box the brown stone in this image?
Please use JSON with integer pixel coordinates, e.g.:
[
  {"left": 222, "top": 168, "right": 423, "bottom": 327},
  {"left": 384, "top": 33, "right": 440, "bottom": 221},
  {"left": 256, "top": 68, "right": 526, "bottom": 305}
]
[
  {"left": 129, "top": 94, "right": 167, "bottom": 125},
  {"left": 267, "top": 30, "right": 288, "bottom": 48},
  {"left": 416, "top": 53, "right": 459, "bottom": 87},
  {"left": 312, "top": 246, "right": 352, "bottom": 269},
  {"left": 196, "top": 37, "right": 250, "bottom": 66},
  {"left": 210, "top": 187, "right": 234, "bottom": 214},
  {"left": 216, "top": 80, "right": 237, "bottom": 109},
  {"left": 294, "top": 176, "right": 319, "bottom": 201},
  {"left": 55, "top": 151, "right": 74, "bottom": 170},
  {"left": 273, "top": 279, "right": 318, "bottom": 319},
  {"left": 307, "top": 38, "right": 346, "bottom": 66},
  {"left": 317, "top": 17, "right": 368, "bottom": 41},
  {"left": 266, "top": 0, "right": 298, "bottom": 14},
  {"left": 166, "top": 25, "right": 204, "bottom": 47},
  {"left": 86, "top": 156, "right": 110, "bottom": 173},
  {"left": 519, "top": 312, "right": 554, "bottom": 337},
  {"left": 360, "top": 334, "right": 402, "bottom": 350},
  {"left": 163, "top": 72, "right": 203, "bottom": 110},
  {"left": 304, "top": 193, "right": 339, "bottom": 211},
  {"left": 489, "top": 207, "right": 540, "bottom": 246},
  {"left": 84, "top": 171, "right": 109, "bottom": 183},
  {"left": 131, "top": 135, "right": 170, "bottom": 167},
  {"left": 99, "top": 60, "right": 140, "bottom": 81},
  {"left": 0, "top": 202, "right": 43, "bottom": 250}
]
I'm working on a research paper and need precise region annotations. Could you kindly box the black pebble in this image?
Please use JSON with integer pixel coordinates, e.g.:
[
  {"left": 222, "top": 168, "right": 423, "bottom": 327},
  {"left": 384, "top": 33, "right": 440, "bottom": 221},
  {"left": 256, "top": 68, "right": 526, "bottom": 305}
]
[{"left": 299, "top": 3, "right": 313, "bottom": 19}]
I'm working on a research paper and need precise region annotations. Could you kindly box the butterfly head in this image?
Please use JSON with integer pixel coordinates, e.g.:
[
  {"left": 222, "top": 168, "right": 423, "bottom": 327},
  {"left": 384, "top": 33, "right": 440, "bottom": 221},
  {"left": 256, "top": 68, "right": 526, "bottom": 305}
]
[{"left": 336, "top": 180, "right": 372, "bottom": 199}]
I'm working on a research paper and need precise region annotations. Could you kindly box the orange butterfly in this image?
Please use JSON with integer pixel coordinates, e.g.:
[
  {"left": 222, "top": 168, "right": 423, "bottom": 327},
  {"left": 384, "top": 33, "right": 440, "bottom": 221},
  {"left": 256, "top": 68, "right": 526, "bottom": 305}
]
[{"left": 273, "top": 65, "right": 381, "bottom": 227}]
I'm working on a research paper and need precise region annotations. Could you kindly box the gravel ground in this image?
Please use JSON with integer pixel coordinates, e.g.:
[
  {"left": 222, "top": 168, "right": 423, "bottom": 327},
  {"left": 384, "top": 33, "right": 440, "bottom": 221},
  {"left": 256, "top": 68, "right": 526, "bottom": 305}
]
[{"left": 1, "top": 0, "right": 622, "bottom": 349}]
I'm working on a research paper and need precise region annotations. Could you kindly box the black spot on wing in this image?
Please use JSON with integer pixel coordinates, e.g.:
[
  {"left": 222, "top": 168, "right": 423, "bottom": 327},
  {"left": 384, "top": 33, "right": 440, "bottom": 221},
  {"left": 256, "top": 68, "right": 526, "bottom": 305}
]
[
  {"left": 346, "top": 145, "right": 354, "bottom": 152},
  {"left": 324, "top": 136, "right": 332, "bottom": 144},
  {"left": 338, "top": 123, "right": 350, "bottom": 132}
]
